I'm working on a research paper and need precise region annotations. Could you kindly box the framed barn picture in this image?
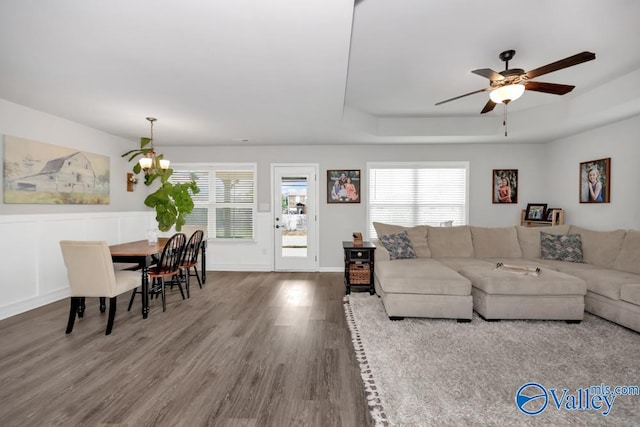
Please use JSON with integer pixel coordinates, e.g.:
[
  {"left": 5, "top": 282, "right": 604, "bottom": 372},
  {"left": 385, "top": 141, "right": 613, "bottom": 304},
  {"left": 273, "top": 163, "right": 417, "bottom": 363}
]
[{"left": 3, "top": 135, "right": 110, "bottom": 204}]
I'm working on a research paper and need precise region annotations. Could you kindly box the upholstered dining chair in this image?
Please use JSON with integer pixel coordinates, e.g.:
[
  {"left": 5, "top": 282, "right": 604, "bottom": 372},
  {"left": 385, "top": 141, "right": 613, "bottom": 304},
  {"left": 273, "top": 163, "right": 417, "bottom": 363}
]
[
  {"left": 178, "top": 229, "right": 205, "bottom": 298},
  {"left": 128, "top": 233, "right": 186, "bottom": 312},
  {"left": 59, "top": 240, "right": 141, "bottom": 335}
]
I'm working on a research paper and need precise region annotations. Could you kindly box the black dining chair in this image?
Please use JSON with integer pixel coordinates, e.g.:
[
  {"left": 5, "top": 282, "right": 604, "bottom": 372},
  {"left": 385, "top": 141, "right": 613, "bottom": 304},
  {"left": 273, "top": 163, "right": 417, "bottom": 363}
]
[
  {"left": 178, "top": 229, "right": 205, "bottom": 298},
  {"left": 128, "top": 233, "right": 186, "bottom": 312}
]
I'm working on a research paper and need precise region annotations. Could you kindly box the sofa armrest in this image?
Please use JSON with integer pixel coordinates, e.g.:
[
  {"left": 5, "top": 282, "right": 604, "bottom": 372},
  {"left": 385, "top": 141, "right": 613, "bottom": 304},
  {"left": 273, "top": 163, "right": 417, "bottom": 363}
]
[{"left": 372, "top": 239, "right": 390, "bottom": 262}]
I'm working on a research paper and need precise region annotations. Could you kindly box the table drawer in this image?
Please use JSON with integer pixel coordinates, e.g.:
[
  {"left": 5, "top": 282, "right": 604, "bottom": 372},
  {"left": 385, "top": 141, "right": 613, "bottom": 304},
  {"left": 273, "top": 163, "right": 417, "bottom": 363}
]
[{"left": 348, "top": 249, "right": 370, "bottom": 261}]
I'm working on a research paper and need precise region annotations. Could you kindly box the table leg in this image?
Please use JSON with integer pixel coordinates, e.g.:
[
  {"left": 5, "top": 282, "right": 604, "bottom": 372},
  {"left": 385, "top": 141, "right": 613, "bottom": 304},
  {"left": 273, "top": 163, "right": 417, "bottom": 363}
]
[{"left": 141, "top": 266, "right": 149, "bottom": 319}]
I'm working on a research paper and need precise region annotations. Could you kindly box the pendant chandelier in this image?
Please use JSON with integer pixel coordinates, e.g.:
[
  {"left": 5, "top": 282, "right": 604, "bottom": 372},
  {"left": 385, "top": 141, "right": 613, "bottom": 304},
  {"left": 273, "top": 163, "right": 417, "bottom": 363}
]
[{"left": 138, "top": 117, "right": 170, "bottom": 174}]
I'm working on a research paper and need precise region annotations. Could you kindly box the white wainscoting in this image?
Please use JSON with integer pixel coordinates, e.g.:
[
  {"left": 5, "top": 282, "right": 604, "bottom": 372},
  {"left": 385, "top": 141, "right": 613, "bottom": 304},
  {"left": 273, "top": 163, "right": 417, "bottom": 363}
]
[
  {"left": 0, "top": 211, "right": 151, "bottom": 321},
  {"left": 0, "top": 211, "right": 277, "bottom": 320}
]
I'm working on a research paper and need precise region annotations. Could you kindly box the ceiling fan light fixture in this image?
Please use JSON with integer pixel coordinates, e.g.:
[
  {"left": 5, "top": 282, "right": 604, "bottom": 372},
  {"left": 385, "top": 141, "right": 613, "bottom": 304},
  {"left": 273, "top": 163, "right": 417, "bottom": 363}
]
[{"left": 490, "top": 84, "right": 525, "bottom": 104}]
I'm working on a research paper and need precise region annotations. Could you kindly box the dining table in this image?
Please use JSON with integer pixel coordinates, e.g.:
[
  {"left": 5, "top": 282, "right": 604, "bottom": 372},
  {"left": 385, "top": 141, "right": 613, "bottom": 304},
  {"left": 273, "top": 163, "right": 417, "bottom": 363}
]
[{"left": 109, "top": 238, "right": 207, "bottom": 318}]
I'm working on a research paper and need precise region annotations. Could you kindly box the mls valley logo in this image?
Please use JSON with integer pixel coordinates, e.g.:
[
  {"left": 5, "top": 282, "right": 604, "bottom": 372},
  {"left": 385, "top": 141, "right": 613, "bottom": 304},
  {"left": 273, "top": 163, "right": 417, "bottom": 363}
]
[{"left": 516, "top": 382, "right": 640, "bottom": 417}]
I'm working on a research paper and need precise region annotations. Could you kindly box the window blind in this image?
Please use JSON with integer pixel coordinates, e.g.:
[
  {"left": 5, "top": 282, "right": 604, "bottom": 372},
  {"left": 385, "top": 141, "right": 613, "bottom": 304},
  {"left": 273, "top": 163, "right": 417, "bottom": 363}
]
[
  {"left": 367, "top": 162, "right": 468, "bottom": 238},
  {"left": 170, "top": 164, "right": 256, "bottom": 240}
]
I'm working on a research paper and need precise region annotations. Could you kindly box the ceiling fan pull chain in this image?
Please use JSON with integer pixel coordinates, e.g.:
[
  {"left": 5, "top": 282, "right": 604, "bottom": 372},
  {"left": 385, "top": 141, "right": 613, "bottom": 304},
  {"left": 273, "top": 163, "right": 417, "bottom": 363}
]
[{"left": 503, "top": 104, "right": 508, "bottom": 137}]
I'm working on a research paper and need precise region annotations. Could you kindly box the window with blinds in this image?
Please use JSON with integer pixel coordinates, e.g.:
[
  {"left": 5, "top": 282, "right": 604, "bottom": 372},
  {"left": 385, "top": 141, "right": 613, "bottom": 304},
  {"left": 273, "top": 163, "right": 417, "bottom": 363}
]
[
  {"left": 170, "top": 164, "right": 256, "bottom": 240},
  {"left": 367, "top": 162, "right": 469, "bottom": 238}
]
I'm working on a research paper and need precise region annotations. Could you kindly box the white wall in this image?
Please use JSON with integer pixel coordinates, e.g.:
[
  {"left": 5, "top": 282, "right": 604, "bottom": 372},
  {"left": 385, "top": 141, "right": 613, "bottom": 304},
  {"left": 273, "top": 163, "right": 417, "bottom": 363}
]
[
  {"left": 162, "top": 143, "right": 550, "bottom": 268},
  {"left": 0, "top": 99, "right": 146, "bottom": 214},
  {"left": 544, "top": 115, "right": 640, "bottom": 230},
  {"left": 0, "top": 99, "right": 151, "bottom": 320}
]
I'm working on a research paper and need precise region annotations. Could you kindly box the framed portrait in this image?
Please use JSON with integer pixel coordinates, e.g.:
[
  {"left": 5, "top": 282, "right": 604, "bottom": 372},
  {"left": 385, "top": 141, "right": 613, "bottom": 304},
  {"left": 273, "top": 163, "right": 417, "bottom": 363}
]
[
  {"left": 545, "top": 208, "right": 560, "bottom": 222},
  {"left": 492, "top": 169, "right": 518, "bottom": 204},
  {"left": 580, "top": 158, "right": 611, "bottom": 203},
  {"left": 327, "top": 169, "right": 360, "bottom": 203},
  {"left": 525, "top": 203, "right": 547, "bottom": 221}
]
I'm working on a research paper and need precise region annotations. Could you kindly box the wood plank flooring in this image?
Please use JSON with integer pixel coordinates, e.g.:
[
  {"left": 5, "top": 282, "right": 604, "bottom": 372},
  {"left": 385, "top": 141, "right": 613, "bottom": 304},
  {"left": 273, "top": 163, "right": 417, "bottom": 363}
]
[{"left": 0, "top": 272, "right": 372, "bottom": 427}]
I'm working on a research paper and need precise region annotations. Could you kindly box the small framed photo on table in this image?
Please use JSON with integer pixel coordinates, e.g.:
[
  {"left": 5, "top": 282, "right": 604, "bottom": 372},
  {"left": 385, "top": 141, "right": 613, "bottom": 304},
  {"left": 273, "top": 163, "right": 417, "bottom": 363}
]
[
  {"left": 545, "top": 208, "right": 560, "bottom": 222},
  {"left": 525, "top": 203, "right": 547, "bottom": 221}
]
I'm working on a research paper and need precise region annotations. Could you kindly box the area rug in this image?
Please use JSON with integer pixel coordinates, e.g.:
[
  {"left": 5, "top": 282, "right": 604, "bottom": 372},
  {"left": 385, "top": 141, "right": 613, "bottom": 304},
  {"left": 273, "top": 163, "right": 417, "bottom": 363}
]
[{"left": 344, "top": 294, "right": 640, "bottom": 426}]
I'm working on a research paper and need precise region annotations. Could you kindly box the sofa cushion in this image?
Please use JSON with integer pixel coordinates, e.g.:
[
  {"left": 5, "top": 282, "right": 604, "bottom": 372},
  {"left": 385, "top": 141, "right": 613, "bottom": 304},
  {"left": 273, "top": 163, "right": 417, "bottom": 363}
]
[
  {"left": 437, "top": 257, "right": 494, "bottom": 273},
  {"left": 555, "top": 267, "right": 640, "bottom": 300},
  {"left": 613, "top": 230, "right": 640, "bottom": 274},
  {"left": 378, "top": 231, "right": 417, "bottom": 260},
  {"left": 516, "top": 225, "right": 570, "bottom": 259},
  {"left": 375, "top": 258, "right": 471, "bottom": 295},
  {"left": 540, "top": 232, "right": 584, "bottom": 263},
  {"left": 621, "top": 284, "right": 640, "bottom": 305},
  {"left": 428, "top": 226, "right": 474, "bottom": 258},
  {"left": 471, "top": 226, "right": 522, "bottom": 258},
  {"left": 569, "top": 226, "right": 626, "bottom": 268},
  {"left": 373, "top": 222, "right": 430, "bottom": 257}
]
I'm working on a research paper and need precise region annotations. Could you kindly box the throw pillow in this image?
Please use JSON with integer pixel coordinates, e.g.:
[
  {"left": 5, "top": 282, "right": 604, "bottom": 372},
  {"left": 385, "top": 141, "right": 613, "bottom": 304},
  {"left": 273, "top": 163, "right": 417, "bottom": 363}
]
[
  {"left": 540, "top": 232, "right": 584, "bottom": 263},
  {"left": 378, "top": 231, "right": 417, "bottom": 260}
]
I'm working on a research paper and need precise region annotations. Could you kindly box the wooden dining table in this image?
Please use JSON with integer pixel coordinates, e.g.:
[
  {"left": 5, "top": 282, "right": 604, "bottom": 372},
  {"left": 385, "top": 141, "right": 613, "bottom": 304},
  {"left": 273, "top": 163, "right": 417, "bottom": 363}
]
[
  {"left": 109, "top": 238, "right": 207, "bottom": 318},
  {"left": 109, "top": 240, "right": 161, "bottom": 319}
]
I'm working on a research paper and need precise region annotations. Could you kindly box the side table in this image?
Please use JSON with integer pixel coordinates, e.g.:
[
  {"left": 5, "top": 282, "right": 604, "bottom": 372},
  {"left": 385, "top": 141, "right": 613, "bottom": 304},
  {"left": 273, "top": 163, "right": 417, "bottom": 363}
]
[{"left": 343, "top": 241, "right": 376, "bottom": 295}]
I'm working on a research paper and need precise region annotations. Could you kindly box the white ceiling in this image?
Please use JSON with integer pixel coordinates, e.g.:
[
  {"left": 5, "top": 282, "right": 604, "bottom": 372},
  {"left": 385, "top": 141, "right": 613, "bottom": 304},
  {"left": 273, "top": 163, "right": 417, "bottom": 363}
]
[{"left": 1, "top": 0, "right": 639, "bottom": 147}]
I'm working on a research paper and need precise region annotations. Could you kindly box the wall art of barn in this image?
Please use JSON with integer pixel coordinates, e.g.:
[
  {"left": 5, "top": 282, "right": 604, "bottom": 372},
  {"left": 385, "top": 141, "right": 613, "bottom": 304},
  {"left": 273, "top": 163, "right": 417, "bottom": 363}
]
[{"left": 3, "top": 135, "right": 110, "bottom": 204}]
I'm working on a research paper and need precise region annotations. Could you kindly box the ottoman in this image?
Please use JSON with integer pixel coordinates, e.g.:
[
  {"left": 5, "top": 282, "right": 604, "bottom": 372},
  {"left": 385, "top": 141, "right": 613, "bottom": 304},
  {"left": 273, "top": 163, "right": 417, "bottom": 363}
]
[{"left": 459, "top": 264, "right": 587, "bottom": 321}]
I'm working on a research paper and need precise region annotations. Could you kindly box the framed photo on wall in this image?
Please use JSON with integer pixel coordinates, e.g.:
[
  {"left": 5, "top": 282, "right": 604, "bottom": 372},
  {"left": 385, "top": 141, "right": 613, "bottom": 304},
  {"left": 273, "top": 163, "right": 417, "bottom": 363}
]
[
  {"left": 525, "top": 203, "right": 547, "bottom": 221},
  {"left": 327, "top": 170, "right": 360, "bottom": 203},
  {"left": 580, "top": 157, "right": 611, "bottom": 203},
  {"left": 492, "top": 169, "right": 518, "bottom": 204}
]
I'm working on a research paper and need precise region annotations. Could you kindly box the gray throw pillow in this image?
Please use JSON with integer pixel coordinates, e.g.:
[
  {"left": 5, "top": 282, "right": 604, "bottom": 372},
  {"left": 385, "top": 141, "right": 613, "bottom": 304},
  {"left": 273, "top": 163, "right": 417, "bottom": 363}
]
[
  {"left": 540, "top": 232, "right": 584, "bottom": 263},
  {"left": 378, "top": 230, "right": 417, "bottom": 260}
]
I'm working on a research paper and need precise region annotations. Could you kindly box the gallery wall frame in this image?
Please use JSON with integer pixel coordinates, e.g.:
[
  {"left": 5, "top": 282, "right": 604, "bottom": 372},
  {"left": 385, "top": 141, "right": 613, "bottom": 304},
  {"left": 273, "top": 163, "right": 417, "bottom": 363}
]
[
  {"left": 327, "top": 169, "right": 360, "bottom": 203},
  {"left": 3, "top": 135, "right": 110, "bottom": 204},
  {"left": 492, "top": 169, "right": 518, "bottom": 204},
  {"left": 580, "top": 157, "right": 610, "bottom": 203}
]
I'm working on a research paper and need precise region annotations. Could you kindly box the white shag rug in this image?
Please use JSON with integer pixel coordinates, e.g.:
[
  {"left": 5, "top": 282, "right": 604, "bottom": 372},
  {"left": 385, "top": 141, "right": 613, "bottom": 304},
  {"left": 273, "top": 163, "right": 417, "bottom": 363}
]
[{"left": 344, "top": 293, "right": 640, "bottom": 426}]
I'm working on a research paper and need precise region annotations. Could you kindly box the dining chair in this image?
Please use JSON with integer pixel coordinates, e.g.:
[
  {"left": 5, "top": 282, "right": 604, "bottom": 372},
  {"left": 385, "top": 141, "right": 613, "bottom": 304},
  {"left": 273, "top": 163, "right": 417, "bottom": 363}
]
[
  {"left": 128, "top": 233, "right": 186, "bottom": 312},
  {"left": 59, "top": 240, "right": 141, "bottom": 335},
  {"left": 178, "top": 229, "right": 205, "bottom": 298}
]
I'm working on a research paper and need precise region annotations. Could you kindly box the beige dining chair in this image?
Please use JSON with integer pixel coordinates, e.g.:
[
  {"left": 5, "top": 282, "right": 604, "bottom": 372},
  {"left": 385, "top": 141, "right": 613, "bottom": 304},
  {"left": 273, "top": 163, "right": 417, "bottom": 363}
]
[{"left": 59, "top": 240, "right": 141, "bottom": 335}]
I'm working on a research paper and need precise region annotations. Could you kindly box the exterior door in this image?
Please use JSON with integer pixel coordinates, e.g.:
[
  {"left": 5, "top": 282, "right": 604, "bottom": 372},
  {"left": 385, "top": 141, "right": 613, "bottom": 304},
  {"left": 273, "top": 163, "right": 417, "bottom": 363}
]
[{"left": 273, "top": 165, "right": 318, "bottom": 271}]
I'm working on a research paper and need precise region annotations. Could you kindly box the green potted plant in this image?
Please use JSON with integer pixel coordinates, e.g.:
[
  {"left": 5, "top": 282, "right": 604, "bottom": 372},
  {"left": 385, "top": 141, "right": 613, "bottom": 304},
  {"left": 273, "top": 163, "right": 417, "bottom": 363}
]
[{"left": 122, "top": 118, "right": 199, "bottom": 232}]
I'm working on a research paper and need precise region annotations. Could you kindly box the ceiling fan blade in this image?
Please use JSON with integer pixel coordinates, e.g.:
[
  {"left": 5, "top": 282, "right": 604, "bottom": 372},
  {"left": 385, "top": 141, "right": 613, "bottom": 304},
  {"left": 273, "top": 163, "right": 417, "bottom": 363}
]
[
  {"left": 524, "top": 81, "right": 575, "bottom": 95},
  {"left": 524, "top": 51, "right": 596, "bottom": 80},
  {"left": 480, "top": 99, "right": 496, "bottom": 114},
  {"left": 435, "top": 88, "right": 490, "bottom": 106},
  {"left": 472, "top": 68, "right": 504, "bottom": 81}
]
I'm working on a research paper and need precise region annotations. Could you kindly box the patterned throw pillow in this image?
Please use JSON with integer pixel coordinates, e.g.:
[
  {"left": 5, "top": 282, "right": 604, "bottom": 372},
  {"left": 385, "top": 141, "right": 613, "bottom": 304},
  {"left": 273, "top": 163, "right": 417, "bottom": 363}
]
[
  {"left": 540, "top": 232, "right": 584, "bottom": 263},
  {"left": 379, "top": 231, "right": 417, "bottom": 260}
]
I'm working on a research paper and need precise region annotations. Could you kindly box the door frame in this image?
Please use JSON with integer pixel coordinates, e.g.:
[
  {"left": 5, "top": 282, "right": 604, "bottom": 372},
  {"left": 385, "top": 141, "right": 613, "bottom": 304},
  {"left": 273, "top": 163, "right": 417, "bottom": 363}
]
[{"left": 270, "top": 163, "right": 320, "bottom": 271}]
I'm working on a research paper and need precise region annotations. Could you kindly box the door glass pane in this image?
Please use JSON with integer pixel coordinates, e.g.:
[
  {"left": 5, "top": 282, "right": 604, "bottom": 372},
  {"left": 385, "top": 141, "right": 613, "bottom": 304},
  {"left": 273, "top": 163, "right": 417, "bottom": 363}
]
[{"left": 280, "top": 176, "right": 307, "bottom": 257}]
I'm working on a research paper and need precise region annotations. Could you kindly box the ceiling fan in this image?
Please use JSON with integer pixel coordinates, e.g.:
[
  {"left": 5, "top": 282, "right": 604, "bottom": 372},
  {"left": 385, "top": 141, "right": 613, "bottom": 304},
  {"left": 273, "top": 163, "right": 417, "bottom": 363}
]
[{"left": 435, "top": 50, "right": 596, "bottom": 114}]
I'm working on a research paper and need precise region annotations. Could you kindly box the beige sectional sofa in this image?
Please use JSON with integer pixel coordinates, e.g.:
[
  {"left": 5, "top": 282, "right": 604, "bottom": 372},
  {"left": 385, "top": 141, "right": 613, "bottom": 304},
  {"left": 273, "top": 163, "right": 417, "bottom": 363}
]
[{"left": 372, "top": 223, "right": 640, "bottom": 333}]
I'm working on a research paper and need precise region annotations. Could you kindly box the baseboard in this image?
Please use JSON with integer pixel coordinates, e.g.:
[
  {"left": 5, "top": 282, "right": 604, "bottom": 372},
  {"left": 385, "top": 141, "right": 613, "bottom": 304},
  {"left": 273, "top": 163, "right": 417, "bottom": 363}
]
[{"left": 0, "top": 288, "right": 68, "bottom": 321}]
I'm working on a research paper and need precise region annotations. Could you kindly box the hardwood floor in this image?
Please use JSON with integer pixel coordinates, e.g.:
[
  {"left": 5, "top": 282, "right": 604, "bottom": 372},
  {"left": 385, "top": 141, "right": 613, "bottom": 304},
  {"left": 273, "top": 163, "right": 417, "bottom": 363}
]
[{"left": 0, "top": 272, "right": 372, "bottom": 427}]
